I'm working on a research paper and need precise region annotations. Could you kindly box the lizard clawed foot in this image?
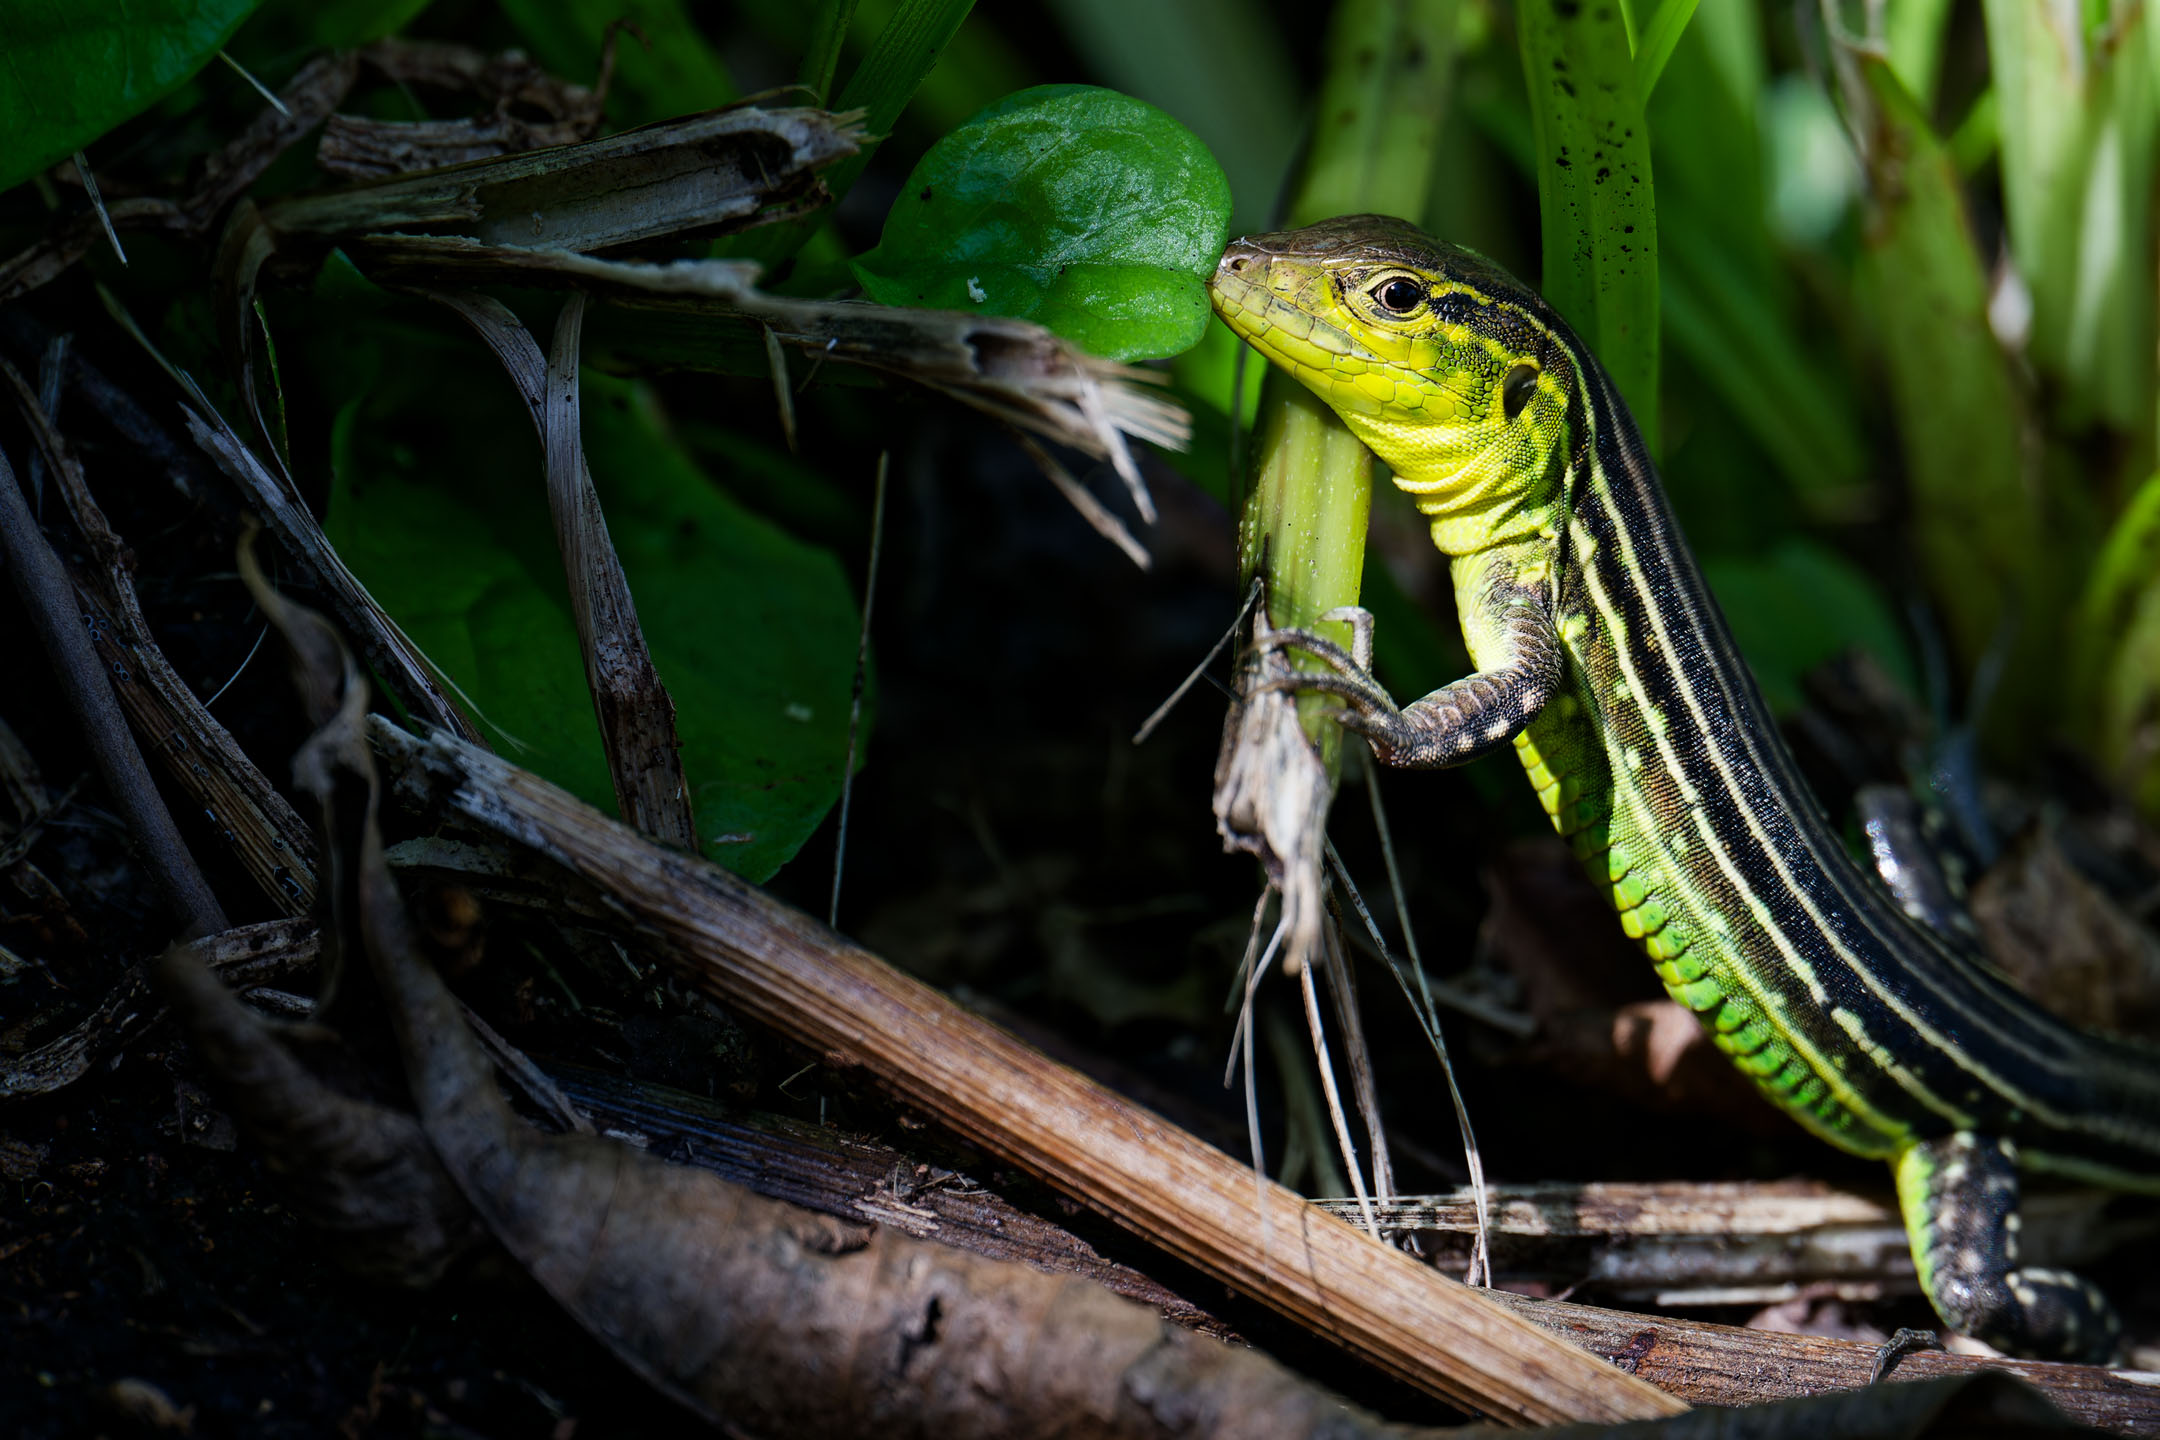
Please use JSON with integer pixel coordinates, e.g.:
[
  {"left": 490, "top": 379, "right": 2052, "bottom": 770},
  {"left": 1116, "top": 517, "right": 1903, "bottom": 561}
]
[
  {"left": 1249, "top": 626, "right": 1419, "bottom": 761},
  {"left": 1868, "top": 1327, "right": 1943, "bottom": 1384}
]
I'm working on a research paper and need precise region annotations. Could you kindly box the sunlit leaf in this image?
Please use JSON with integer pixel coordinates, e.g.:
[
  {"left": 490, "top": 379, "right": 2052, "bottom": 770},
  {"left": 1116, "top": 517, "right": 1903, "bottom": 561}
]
[{"left": 854, "top": 85, "right": 1232, "bottom": 361}]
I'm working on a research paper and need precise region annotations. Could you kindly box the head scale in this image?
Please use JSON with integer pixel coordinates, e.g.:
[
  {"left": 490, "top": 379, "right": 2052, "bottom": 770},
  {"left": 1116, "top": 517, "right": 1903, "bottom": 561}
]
[{"left": 1209, "top": 215, "right": 1580, "bottom": 553}]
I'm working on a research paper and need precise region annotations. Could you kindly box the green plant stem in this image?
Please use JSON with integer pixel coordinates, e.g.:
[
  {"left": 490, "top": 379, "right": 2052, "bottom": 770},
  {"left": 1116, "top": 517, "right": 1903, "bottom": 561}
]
[
  {"left": 1239, "top": 0, "right": 1457, "bottom": 760},
  {"left": 798, "top": 0, "right": 863, "bottom": 103}
]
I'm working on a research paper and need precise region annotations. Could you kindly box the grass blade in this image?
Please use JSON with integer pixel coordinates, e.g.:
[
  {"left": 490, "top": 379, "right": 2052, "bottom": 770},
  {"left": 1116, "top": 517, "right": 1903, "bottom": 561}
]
[{"left": 1519, "top": 0, "right": 1660, "bottom": 447}]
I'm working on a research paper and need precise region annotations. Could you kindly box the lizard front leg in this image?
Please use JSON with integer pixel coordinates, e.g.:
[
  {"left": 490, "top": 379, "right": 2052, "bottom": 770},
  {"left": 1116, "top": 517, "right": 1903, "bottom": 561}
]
[
  {"left": 1894, "top": 1132, "right": 2121, "bottom": 1362},
  {"left": 1256, "top": 549, "right": 1563, "bottom": 770}
]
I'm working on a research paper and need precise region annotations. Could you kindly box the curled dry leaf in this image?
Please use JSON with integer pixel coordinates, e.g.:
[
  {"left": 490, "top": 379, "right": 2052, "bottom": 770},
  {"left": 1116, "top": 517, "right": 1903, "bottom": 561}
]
[
  {"left": 1972, "top": 823, "right": 2160, "bottom": 1034},
  {"left": 152, "top": 933, "right": 487, "bottom": 1288},
  {"left": 341, "top": 235, "right": 1190, "bottom": 547}
]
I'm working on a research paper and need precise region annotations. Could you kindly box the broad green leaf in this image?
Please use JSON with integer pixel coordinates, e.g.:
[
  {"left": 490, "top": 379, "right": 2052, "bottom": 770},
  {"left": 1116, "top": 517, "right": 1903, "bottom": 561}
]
[
  {"left": 327, "top": 340, "right": 860, "bottom": 883},
  {"left": 1703, "top": 540, "right": 1917, "bottom": 715},
  {"left": 1519, "top": 0, "right": 1661, "bottom": 449},
  {"left": 853, "top": 85, "right": 1232, "bottom": 361},
  {"left": 0, "top": 0, "right": 262, "bottom": 194},
  {"left": 495, "top": 0, "right": 735, "bottom": 127}
]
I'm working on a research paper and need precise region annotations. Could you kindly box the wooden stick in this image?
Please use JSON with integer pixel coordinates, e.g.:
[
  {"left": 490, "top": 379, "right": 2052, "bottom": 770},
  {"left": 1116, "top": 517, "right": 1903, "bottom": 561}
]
[
  {"left": 1485, "top": 1290, "right": 2160, "bottom": 1434},
  {"left": 371, "top": 717, "right": 1684, "bottom": 1426},
  {"left": 554, "top": 1065, "right": 2160, "bottom": 1434}
]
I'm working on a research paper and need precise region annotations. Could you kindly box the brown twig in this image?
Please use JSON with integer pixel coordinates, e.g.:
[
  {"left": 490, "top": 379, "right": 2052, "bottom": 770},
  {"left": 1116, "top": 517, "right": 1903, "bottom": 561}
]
[
  {"left": 0, "top": 446, "right": 225, "bottom": 940},
  {"left": 0, "top": 919, "right": 317, "bottom": 1100},
  {"left": 368, "top": 716, "right": 1685, "bottom": 1426},
  {"left": 0, "top": 53, "right": 360, "bottom": 306}
]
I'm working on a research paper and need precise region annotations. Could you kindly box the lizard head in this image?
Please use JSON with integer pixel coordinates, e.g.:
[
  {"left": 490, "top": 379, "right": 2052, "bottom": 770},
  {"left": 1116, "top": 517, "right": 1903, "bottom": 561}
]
[{"left": 1209, "top": 215, "right": 1580, "bottom": 547}]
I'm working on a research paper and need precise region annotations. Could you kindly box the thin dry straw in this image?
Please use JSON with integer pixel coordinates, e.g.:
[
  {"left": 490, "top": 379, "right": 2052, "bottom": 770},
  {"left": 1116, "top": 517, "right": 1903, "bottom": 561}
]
[
  {"left": 830, "top": 452, "right": 888, "bottom": 929},
  {"left": 1327, "top": 831, "right": 1495, "bottom": 1285},
  {"left": 1133, "top": 575, "right": 1262, "bottom": 744}
]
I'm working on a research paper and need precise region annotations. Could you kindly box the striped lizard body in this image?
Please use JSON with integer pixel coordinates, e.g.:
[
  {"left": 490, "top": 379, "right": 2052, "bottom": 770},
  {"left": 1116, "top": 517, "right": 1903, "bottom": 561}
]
[{"left": 1210, "top": 215, "right": 2160, "bottom": 1362}]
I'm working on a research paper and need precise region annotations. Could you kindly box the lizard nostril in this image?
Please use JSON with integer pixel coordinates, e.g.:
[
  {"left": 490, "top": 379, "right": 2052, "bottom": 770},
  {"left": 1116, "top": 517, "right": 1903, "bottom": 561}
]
[{"left": 1228, "top": 256, "right": 1249, "bottom": 272}]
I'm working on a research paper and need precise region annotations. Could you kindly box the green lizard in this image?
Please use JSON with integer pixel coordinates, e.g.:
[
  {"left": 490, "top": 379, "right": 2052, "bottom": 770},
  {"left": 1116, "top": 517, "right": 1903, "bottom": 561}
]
[{"left": 1210, "top": 214, "right": 2160, "bottom": 1364}]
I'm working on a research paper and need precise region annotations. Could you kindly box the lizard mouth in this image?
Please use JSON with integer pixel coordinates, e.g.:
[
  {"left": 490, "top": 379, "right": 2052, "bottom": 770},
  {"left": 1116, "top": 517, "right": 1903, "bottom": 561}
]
[{"left": 1208, "top": 242, "right": 1391, "bottom": 418}]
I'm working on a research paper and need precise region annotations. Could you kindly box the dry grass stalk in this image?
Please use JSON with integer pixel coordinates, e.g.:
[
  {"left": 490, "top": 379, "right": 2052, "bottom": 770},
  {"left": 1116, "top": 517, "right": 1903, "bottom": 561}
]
[
  {"left": 183, "top": 404, "right": 487, "bottom": 748},
  {"left": 367, "top": 716, "right": 1686, "bottom": 1425},
  {"left": 422, "top": 288, "right": 695, "bottom": 847},
  {"left": 1312, "top": 1181, "right": 2146, "bottom": 1301},
  {"left": 317, "top": 37, "right": 613, "bottom": 180},
  {"left": 0, "top": 357, "right": 318, "bottom": 914},
  {"left": 340, "top": 238, "right": 1190, "bottom": 512},
  {"left": 0, "top": 53, "right": 361, "bottom": 305}
]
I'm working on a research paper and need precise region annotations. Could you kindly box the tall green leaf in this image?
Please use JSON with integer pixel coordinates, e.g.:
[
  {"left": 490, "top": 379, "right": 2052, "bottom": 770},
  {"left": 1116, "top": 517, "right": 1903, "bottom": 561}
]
[
  {"left": 1984, "top": 0, "right": 2156, "bottom": 435},
  {"left": 2077, "top": 471, "right": 2160, "bottom": 808},
  {"left": 0, "top": 0, "right": 263, "bottom": 193},
  {"left": 1518, "top": 0, "right": 1660, "bottom": 448},
  {"left": 1854, "top": 54, "right": 2051, "bottom": 735},
  {"left": 1651, "top": 4, "right": 1866, "bottom": 507}
]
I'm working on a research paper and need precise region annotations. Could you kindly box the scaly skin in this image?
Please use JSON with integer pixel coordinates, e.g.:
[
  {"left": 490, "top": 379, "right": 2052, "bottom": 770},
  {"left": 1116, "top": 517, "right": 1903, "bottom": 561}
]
[{"left": 1210, "top": 215, "right": 2160, "bottom": 1362}]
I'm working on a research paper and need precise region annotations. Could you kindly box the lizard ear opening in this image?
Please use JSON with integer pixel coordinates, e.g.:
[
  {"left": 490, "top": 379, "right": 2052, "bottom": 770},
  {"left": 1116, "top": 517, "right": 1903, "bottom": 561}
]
[{"left": 1502, "top": 363, "right": 1541, "bottom": 421}]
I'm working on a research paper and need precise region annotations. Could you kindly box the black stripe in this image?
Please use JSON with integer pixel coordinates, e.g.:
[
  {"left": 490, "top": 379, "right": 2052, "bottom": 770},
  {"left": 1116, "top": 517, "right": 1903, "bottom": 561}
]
[{"left": 1561, "top": 353, "right": 2160, "bottom": 1163}]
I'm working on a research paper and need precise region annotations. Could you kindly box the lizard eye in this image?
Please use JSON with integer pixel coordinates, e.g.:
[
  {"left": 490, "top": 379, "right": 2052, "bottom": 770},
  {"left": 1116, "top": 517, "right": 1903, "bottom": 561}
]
[
  {"left": 1502, "top": 363, "right": 1541, "bottom": 420},
  {"left": 1372, "top": 278, "right": 1425, "bottom": 314}
]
